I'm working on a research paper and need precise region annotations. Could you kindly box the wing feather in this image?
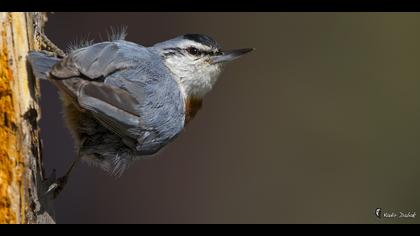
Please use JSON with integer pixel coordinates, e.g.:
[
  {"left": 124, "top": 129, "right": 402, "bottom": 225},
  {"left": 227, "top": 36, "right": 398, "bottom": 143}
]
[
  {"left": 48, "top": 40, "right": 185, "bottom": 154},
  {"left": 50, "top": 41, "right": 138, "bottom": 80},
  {"left": 77, "top": 81, "right": 144, "bottom": 139}
]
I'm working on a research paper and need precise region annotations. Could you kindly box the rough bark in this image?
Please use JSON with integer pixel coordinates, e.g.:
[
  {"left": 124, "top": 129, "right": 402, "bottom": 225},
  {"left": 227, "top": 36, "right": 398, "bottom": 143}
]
[{"left": 0, "top": 12, "right": 55, "bottom": 224}]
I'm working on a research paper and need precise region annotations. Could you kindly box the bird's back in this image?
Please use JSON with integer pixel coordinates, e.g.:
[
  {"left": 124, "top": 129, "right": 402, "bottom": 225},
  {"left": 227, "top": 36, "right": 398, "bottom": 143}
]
[
  {"left": 99, "top": 41, "right": 186, "bottom": 148},
  {"left": 28, "top": 40, "right": 186, "bottom": 175}
]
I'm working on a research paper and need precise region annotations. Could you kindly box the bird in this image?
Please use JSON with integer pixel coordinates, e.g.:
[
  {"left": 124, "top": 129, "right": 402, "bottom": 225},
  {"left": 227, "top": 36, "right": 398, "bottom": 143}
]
[{"left": 27, "top": 30, "right": 253, "bottom": 196}]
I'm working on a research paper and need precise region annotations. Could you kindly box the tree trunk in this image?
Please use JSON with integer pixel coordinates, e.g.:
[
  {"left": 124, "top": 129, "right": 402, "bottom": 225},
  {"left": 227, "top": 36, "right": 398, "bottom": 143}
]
[{"left": 0, "top": 12, "right": 55, "bottom": 224}]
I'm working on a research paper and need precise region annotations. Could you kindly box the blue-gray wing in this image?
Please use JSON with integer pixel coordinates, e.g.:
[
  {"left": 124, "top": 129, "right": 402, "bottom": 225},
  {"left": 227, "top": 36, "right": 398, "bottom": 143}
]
[
  {"left": 50, "top": 41, "right": 185, "bottom": 154},
  {"left": 50, "top": 41, "right": 140, "bottom": 79}
]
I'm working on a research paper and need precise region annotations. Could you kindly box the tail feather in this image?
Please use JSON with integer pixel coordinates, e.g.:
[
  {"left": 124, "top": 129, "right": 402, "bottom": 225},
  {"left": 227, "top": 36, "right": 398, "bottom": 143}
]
[{"left": 27, "top": 52, "right": 61, "bottom": 80}]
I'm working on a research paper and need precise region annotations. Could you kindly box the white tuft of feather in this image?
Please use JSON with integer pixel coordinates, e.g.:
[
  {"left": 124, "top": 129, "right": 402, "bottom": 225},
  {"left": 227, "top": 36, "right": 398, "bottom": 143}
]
[
  {"left": 66, "top": 34, "right": 95, "bottom": 53},
  {"left": 65, "top": 26, "right": 128, "bottom": 53},
  {"left": 81, "top": 152, "right": 131, "bottom": 178},
  {"left": 107, "top": 25, "right": 128, "bottom": 42}
]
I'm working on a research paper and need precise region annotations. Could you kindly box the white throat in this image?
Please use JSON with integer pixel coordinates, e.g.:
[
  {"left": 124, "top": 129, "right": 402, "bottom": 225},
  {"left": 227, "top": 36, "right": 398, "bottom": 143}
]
[{"left": 164, "top": 57, "right": 222, "bottom": 99}]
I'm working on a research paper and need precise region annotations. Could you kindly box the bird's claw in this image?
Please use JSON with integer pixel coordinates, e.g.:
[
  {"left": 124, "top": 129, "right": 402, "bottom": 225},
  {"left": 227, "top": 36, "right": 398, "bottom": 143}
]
[
  {"left": 44, "top": 169, "right": 68, "bottom": 199},
  {"left": 35, "top": 30, "right": 66, "bottom": 58}
]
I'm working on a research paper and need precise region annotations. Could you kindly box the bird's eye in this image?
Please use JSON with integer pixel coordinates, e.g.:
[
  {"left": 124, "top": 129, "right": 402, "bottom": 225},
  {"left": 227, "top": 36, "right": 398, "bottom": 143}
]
[{"left": 187, "top": 47, "right": 200, "bottom": 56}]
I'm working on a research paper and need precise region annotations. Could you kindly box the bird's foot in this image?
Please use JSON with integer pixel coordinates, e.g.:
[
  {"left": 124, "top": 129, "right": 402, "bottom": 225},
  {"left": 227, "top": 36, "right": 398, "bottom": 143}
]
[
  {"left": 44, "top": 169, "right": 69, "bottom": 199},
  {"left": 35, "top": 30, "right": 66, "bottom": 58}
]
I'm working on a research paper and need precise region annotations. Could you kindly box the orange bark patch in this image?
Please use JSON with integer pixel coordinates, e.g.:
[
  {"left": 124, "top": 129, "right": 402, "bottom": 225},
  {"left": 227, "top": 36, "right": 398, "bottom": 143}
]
[{"left": 0, "top": 27, "right": 22, "bottom": 224}]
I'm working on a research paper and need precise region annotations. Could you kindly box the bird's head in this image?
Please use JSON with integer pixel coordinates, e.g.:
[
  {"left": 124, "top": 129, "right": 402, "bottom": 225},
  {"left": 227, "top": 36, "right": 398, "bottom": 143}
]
[{"left": 153, "top": 34, "right": 253, "bottom": 98}]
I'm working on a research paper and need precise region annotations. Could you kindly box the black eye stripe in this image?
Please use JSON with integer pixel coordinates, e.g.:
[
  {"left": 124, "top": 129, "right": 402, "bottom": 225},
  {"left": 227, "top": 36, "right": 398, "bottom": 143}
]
[
  {"left": 165, "top": 47, "right": 219, "bottom": 57},
  {"left": 163, "top": 47, "right": 184, "bottom": 56},
  {"left": 163, "top": 52, "right": 176, "bottom": 57},
  {"left": 186, "top": 47, "right": 219, "bottom": 56}
]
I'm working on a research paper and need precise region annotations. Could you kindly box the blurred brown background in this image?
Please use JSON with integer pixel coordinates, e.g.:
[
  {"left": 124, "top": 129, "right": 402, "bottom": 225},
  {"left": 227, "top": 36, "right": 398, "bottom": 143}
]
[{"left": 40, "top": 13, "right": 420, "bottom": 223}]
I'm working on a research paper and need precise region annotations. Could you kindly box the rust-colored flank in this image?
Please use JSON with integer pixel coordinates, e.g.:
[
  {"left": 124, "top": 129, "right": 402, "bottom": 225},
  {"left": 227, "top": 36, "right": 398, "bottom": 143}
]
[{"left": 184, "top": 96, "right": 203, "bottom": 125}]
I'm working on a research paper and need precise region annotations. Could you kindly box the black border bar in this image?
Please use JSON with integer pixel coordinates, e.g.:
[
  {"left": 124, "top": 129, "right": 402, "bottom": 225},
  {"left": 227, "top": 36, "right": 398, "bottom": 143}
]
[{"left": 2, "top": 0, "right": 420, "bottom": 12}]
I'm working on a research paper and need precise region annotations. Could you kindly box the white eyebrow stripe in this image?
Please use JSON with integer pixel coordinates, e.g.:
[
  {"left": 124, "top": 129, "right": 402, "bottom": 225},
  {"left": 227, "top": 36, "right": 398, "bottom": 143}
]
[{"left": 178, "top": 40, "right": 212, "bottom": 51}]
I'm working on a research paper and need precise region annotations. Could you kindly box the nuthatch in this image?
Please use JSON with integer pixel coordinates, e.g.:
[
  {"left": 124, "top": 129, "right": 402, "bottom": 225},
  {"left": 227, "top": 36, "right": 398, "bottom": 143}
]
[{"left": 28, "top": 30, "right": 253, "bottom": 196}]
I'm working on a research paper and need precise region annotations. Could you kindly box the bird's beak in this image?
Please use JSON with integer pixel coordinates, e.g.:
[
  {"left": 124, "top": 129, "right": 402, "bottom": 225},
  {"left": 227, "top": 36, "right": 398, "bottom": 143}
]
[{"left": 211, "top": 48, "right": 254, "bottom": 64}]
